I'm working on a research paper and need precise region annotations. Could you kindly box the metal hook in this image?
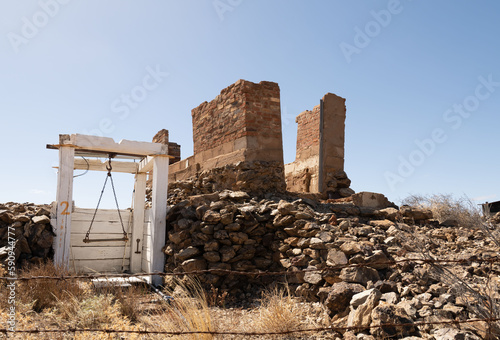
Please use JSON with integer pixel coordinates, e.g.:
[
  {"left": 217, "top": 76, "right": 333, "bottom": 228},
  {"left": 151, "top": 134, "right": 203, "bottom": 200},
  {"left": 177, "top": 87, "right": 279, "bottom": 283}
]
[{"left": 106, "top": 156, "right": 112, "bottom": 173}]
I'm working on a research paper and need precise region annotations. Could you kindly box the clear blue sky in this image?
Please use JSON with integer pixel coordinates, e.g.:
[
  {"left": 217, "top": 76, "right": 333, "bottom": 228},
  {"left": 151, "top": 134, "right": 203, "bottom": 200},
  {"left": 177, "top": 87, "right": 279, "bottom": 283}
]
[{"left": 1, "top": 0, "right": 499, "bottom": 208}]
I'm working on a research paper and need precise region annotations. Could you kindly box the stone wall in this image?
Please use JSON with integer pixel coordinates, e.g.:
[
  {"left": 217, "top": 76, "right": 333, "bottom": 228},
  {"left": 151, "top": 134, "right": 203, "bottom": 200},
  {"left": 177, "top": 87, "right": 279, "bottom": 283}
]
[
  {"left": 168, "top": 161, "right": 286, "bottom": 204},
  {"left": 162, "top": 189, "right": 437, "bottom": 303},
  {"left": 0, "top": 203, "right": 53, "bottom": 266},
  {"left": 285, "top": 93, "right": 353, "bottom": 198}
]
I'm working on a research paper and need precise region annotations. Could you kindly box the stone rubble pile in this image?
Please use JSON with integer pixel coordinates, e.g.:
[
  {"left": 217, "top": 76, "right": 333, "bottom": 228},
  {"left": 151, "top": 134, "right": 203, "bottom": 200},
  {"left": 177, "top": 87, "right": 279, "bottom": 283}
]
[
  {"left": 165, "top": 161, "right": 286, "bottom": 204},
  {"left": 0, "top": 202, "right": 54, "bottom": 266},
  {"left": 164, "top": 189, "right": 500, "bottom": 339}
]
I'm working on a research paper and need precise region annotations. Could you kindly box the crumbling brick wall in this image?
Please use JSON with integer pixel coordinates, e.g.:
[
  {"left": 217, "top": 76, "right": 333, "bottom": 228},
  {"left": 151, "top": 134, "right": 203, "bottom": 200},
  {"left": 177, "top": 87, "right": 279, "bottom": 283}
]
[
  {"left": 153, "top": 129, "right": 181, "bottom": 164},
  {"left": 168, "top": 79, "right": 286, "bottom": 193},
  {"left": 295, "top": 106, "right": 320, "bottom": 160},
  {"left": 191, "top": 79, "right": 283, "bottom": 164},
  {"left": 285, "top": 93, "right": 352, "bottom": 198}
]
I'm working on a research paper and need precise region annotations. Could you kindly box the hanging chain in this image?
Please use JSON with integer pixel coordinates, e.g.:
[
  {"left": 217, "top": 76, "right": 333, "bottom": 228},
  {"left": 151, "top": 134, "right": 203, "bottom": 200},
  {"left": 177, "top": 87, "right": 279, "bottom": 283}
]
[{"left": 83, "top": 156, "right": 128, "bottom": 243}]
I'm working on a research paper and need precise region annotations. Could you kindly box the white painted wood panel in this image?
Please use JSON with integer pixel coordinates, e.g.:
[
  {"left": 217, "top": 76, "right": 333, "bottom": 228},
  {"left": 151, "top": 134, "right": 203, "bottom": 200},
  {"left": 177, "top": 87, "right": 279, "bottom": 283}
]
[
  {"left": 71, "top": 246, "right": 131, "bottom": 260},
  {"left": 70, "top": 207, "right": 132, "bottom": 273},
  {"left": 72, "top": 209, "right": 132, "bottom": 222},
  {"left": 131, "top": 173, "right": 146, "bottom": 272},
  {"left": 73, "top": 158, "right": 139, "bottom": 173},
  {"left": 71, "top": 259, "right": 130, "bottom": 273},
  {"left": 54, "top": 145, "right": 75, "bottom": 269},
  {"left": 151, "top": 156, "right": 169, "bottom": 285},
  {"left": 142, "top": 209, "right": 152, "bottom": 272}
]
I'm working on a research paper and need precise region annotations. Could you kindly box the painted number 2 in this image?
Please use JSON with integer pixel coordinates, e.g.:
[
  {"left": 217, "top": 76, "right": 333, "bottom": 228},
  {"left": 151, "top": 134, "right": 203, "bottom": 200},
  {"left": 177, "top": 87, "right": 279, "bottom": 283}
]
[{"left": 60, "top": 201, "right": 70, "bottom": 215}]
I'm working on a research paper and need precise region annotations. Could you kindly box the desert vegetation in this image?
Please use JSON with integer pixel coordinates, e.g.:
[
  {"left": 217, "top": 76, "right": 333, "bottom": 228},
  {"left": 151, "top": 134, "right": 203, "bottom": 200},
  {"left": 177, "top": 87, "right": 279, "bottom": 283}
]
[{"left": 0, "top": 262, "right": 332, "bottom": 339}]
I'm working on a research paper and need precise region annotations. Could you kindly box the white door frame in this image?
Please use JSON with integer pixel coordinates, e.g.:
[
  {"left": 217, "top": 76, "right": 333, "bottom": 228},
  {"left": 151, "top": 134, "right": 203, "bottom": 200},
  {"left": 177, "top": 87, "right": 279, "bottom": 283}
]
[{"left": 48, "top": 133, "right": 171, "bottom": 285}]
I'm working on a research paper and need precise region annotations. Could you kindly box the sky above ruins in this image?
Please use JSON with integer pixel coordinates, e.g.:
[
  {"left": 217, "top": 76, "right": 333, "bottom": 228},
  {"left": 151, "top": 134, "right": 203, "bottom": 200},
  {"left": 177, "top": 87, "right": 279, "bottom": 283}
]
[{"left": 1, "top": 0, "right": 500, "bottom": 208}]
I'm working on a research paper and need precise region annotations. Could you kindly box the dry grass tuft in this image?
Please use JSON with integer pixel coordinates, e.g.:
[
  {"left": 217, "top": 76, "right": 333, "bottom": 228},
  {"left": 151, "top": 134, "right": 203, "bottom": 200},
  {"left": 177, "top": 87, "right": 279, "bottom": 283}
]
[
  {"left": 115, "top": 284, "right": 147, "bottom": 323},
  {"left": 56, "top": 293, "right": 123, "bottom": 329},
  {"left": 402, "top": 193, "right": 483, "bottom": 228},
  {"left": 17, "top": 261, "right": 85, "bottom": 312},
  {"left": 139, "top": 276, "right": 216, "bottom": 339},
  {"left": 251, "top": 285, "right": 330, "bottom": 339},
  {"left": 254, "top": 286, "right": 302, "bottom": 336}
]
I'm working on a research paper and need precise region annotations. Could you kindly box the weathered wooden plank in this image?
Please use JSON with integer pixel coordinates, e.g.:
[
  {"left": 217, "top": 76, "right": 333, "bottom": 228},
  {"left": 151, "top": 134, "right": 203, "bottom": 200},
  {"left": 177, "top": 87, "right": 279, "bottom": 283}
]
[
  {"left": 68, "top": 134, "right": 167, "bottom": 156},
  {"left": 72, "top": 221, "right": 131, "bottom": 234},
  {"left": 73, "top": 259, "right": 130, "bottom": 273},
  {"left": 72, "top": 209, "right": 131, "bottom": 222},
  {"left": 151, "top": 155, "right": 169, "bottom": 285},
  {"left": 54, "top": 146, "right": 75, "bottom": 269},
  {"left": 141, "top": 260, "right": 151, "bottom": 273},
  {"left": 144, "top": 209, "right": 152, "bottom": 223},
  {"left": 143, "top": 222, "right": 151, "bottom": 236},
  {"left": 131, "top": 173, "right": 146, "bottom": 272},
  {"left": 73, "top": 158, "right": 139, "bottom": 173},
  {"left": 138, "top": 156, "right": 153, "bottom": 173},
  {"left": 71, "top": 246, "right": 130, "bottom": 260}
]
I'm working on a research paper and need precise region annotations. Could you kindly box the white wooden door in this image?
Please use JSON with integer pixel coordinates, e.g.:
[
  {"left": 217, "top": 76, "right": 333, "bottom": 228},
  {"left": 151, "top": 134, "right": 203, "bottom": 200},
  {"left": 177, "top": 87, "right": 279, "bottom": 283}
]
[{"left": 69, "top": 208, "right": 133, "bottom": 273}]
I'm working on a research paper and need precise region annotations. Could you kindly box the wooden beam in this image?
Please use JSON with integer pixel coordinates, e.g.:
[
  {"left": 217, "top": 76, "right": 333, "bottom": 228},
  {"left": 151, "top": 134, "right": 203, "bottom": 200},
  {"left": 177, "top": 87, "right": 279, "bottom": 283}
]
[
  {"left": 54, "top": 146, "right": 75, "bottom": 269},
  {"left": 73, "top": 158, "right": 139, "bottom": 173},
  {"left": 150, "top": 155, "right": 169, "bottom": 285},
  {"left": 57, "top": 134, "right": 168, "bottom": 156},
  {"left": 131, "top": 173, "right": 147, "bottom": 273},
  {"left": 138, "top": 156, "right": 154, "bottom": 173}
]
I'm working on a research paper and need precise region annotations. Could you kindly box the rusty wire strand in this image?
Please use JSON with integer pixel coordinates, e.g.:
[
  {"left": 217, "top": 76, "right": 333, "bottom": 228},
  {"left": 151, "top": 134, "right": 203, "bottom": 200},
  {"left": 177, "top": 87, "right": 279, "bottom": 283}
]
[{"left": 1, "top": 318, "right": 499, "bottom": 336}]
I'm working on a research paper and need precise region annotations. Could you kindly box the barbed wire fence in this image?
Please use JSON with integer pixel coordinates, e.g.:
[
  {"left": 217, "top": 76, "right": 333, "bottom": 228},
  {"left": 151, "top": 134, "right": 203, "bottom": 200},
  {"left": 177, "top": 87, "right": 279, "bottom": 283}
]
[{"left": 1, "top": 255, "right": 499, "bottom": 337}]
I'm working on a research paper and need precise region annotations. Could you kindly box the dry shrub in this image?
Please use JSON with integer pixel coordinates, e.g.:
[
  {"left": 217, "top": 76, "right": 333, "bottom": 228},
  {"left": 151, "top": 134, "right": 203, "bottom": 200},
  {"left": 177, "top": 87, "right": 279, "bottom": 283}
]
[
  {"left": 140, "top": 276, "right": 216, "bottom": 339},
  {"left": 56, "top": 293, "right": 125, "bottom": 329},
  {"left": 17, "top": 261, "right": 84, "bottom": 312},
  {"left": 402, "top": 194, "right": 482, "bottom": 228},
  {"left": 253, "top": 286, "right": 303, "bottom": 338},
  {"left": 205, "top": 285, "right": 229, "bottom": 308},
  {"left": 115, "top": 283, "right": 148, "bottom": 323}
]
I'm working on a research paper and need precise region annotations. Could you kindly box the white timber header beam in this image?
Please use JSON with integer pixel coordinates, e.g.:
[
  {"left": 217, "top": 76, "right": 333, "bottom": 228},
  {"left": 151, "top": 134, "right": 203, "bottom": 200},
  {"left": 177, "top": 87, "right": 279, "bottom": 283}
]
[
  {"left": 48, "top": 133, "right": 168, "bottom": 158},
  {"left": 72, "top": 158, "right": 139, "bottom": 174}
]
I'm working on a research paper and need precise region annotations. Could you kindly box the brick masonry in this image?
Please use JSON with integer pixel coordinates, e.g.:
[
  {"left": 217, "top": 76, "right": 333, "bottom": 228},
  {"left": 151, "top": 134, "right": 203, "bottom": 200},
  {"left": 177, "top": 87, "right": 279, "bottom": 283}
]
[
  {"left": 158, "top": 80, "right": 350, "bottom": 197},
  {"left": 285, "top": 93, "right": 351, "bottom": 197},
  {"left": 153, "top": 129, "right": 181, "bottom": 164},
  {"left": 167, "top": 79, "right": 285, "bottom": 192},
  {"left": 295, "top": 106, "right": 320, "bottom": 160},
  {"left": 191, "top": 79, "right": 283, "bottom": 162}
]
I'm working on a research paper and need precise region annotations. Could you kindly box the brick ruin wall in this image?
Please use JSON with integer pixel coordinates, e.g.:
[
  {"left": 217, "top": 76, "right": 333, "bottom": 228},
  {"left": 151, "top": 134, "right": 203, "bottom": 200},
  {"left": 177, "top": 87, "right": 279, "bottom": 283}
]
[
  {"left": 159, "top": 80, "right": 351, "bottom": 198},
  {"left": 285, "top": 106, "right": 321, "bottom": 193},
  {"left": 321, "top": 93, "right": 352, "bottom": 197},
  {"left": 285, "top": 93, "right": 352, "bottom": 198},
  {"left": 166, "top": 80, "right": 286, "bottom": 194},
  {"left": 152, "top": 129, "right": 181, "bottom": 164}
]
